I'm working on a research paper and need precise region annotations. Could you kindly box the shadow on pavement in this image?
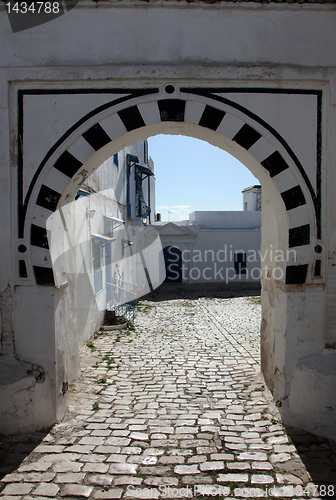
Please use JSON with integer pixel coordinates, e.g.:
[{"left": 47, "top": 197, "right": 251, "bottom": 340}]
[
  {"left": 286, "top": 426, "right": 336, "bottom": 493},
  {"left": 0, "top": 431, "right": 50, "bottom": 480},
  {"left": 143, "top": 282, "right": 261, "bottom": 302}
]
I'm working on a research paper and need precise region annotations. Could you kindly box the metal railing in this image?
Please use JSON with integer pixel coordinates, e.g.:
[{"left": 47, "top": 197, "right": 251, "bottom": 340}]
[{"left": 106, "top": 278, "right": 138, "bottom": 324}]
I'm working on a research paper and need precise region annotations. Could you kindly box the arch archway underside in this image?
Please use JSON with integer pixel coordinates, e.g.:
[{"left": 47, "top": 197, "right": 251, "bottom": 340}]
[{"left": 19, "top": 89, "right": 320, "bottom": 287}]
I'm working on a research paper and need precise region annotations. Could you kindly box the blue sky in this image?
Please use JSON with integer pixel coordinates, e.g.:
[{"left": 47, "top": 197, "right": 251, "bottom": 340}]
[{"left": 148, "top": 135, "right": 258, "bottom": 222}]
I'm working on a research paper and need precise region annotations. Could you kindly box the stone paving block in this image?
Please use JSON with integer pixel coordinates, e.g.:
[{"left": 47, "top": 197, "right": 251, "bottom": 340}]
[
  {"left": 53, "top": 462, "right": 83, "bottom": 472},
  {"left": 31, "top": 483, "right": 60, "bottom": 497},
  {"left": 1, "top": 473, "right": 24, "bottom": 482},
  {"left": 174, "top": 465, "right": 200, "bottom": 475},
  {"left": 18, "top": 462, "right": 52, "bottom": 472},
  {"left": 139, "top": 466, "right": 171, "bottom": 476},
  {"left": 81, "top": 454, "right": 108, "bottom": 463},
  {"left": 95, "top": 446, "right": 121, "bottom": 454},
  {"left": 106, "top": 454, "right": 127, "bottom": 463},
  {"left": 111, "top": 430, "right": 130, "bottom": 437},
  {"left": 127, "top": 456, "right": 157, "bottom": 465},
  {"left": 273, "top": 444, "right": 297, "bottom": 453},
  {"left": 251, "top": 474, "right": 274, "bottom": 484},
  {"left": 121, "top": 447, "right": 143, "bottom": 455},
  {"left": 78, "top": 436, "right": 106, "bottom": 446},
  {"left": 267, "top": 436, "right": 288, "bottom": 445},
  {"left": 251, "top": 461, "right": 273, "bottom": 470},
  {"left": 180, "top": 440, "right": 208, "bottom": 448},
  {"left": 0, "top": 497, "right": 23, "bottom": 500},
  {"left": 63, "top": 445, "right": 95, "bottom": 454},
  {"left": 23, "top": 473, "right": 56, "bottom": 482},
  {"left": 199, "top": 461, "right": 224, "bottom": 471},
  {"left": 181, "top": 475, "right": 213, "bottom": 485},
  {"left": 55, "top": 472, "right": 86, "bottom": 483},
  {"left": 269, "top": 453, "right": 291, "bottom": 463},
  {"left": 143, "top": 448, "right": 165, "bottom": 456},
  {"left": 159, "top": 456, "right": 185, "bottom": 464},
  {"left": 143, "top": 477, "right": 179, "bottom": 486},
  {"left": 1, "top": 484, "right": 34, "bottom": 496},
  {"left": 114, "top": 476, "right": 143, "bottom": 486},
  {"left": 150, "top": 439, "right": 178, "bottom": 448},
  {"left": 86, "top": 423, "right": 109, "bottom": 430},
  {"left": 60, "top": 485, "right": 93, "bottom": 497},
  {"left": 209, "top": 453, "right": 234, "bottom": 461},
  {"left": 86, "top": 474, "right": 114, "bottom": 486},
  {"left": 82, "top": 463, "right": 109, "bottom": 473},
  {"left": 224, "top": 442, "right": 248, "bottom": 451},
  {"left": 109, "top": 463, "right": 138, "bottom": 475},
  {"left": 93, "top": 488, "right": 124, "bottom": 499},
  {"left": 187, "top": 455, "right": 206, "bottom": 464},
  {"left": 227, "top": 462, "right": 251, "bottom": 471},
  {"left": 129, "top": 432, "right": 149, "bottom": 441},
  {"left": 237, "top": 452, "right": 267, "bottom": 461},
  {"left": 33, "top": 445, "right": 65, "bottom": 454},
  {"left": 217, "top": 473, "right": 249, "bottom": 482},
  {"left": 195, "top": 446, "right": 217, "bottom": 454},
  {"left": 106, "top": 437, "right": 131, "bottom": 446}
]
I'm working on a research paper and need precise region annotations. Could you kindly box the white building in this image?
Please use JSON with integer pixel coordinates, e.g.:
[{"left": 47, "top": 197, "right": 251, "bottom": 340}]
[
  {"left": 242, "top": 185, "right": 262, "bottom": 212},
  {"left": 0, "top": 141, "right": 161, "bottom": 434},
  {"left": 156, "top": 190, "right": 263, "bottom": 285}
]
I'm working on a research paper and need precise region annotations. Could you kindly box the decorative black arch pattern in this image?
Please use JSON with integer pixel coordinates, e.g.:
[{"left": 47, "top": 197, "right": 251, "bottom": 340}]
[{"left": 18, "top": 87, "right": 321, "bottom": 286}]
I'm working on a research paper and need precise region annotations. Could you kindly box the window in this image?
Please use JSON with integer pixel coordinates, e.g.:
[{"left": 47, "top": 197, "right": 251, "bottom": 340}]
[
  {"left": 234, "top": 252, "right": 247, "bottom": 275},
  {"left": 92, "top": 238, "right": 104, "bottom": 295},
  {"left": 113, "top": 153, "right": 118, "bottom": 168},
  {"left": 135, "top": 164, "right": 153, "bottom": 218}
]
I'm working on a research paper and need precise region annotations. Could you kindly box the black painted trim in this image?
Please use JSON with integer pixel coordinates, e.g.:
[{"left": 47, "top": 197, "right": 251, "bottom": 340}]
[
  {"left": 118, "top": 106, "right": 146, "bottom": 132},
  {"left": 198, "top": 105, "right": 225, "bottom": 131},
  {"left": 286, "top": 264, "right": 308, "bottom": 284},
  {"left": 82, "top": 123, "right": 111, "bottom": 151},
  {"left": 34, "top": 266, "right": 55, "bottom": 286},
  {"left": 261, "top": 151, "right": 289, "bottom": 178},
  {"left": 233, "top": 124, "right": 261, "bottom": 150},
  {"left": 54, "top": 151, "right": 83, "bottom": 178},
  {"left": 18, "top": 88, "right": 159, "bottom": 237},
  {"left": 288, "top": 224, "right": 310, "bottom": 248},
  {"left": 19, "top": 260, "right": 28, "bottom": 278},
  {"left": 180, "top": 87, "right": 322, "bottom": 238},
  {"left": 18, "top": 86, "right": 322, "bottom": 240},
  {"left": 281, "top": 186, "right": 306, "bottom": 211},
  {"left": 158, "top": 99, "right": 186, "bottom": 122},
  {"left": 36, "top": 185, "right": 62, "bottom": 213},
  {"left": 31, "top": 224, "right": 49, "bottom": 249}
]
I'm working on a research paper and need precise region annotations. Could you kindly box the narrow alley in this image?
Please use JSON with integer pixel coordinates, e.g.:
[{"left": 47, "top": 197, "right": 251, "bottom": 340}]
[{"left": 1, "top": 287, "right": 335, "bottom": 499}]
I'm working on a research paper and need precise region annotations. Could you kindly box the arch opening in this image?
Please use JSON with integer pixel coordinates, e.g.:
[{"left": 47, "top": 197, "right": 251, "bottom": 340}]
[
  {"left": 11, "top": 95, "right": 329, "bottom": 440},
  {"left": 47, "top": 124, "right": 288, "bottom": 408}
]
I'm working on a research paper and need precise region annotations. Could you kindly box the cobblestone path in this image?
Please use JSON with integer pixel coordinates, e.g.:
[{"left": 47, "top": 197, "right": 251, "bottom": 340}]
[{"left": 1, "top": 293, "right": 335, "bottom": 499}]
